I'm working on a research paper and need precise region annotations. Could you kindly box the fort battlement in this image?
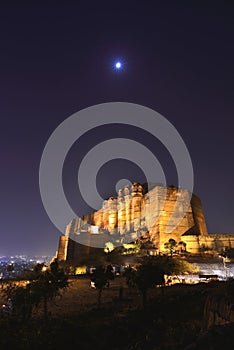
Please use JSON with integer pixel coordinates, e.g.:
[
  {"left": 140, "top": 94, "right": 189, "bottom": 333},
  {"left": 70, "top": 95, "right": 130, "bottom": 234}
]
[{"left": 56, "top": 182, "right": 234, "bottom": 263}]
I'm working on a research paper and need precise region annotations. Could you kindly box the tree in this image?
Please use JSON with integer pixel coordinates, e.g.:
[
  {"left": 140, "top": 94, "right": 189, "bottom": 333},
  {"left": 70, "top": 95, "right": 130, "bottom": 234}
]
[
  {"left": 166, "top": 256, "right": 197, "bottom": 276},
  {"left": 148, "top": 255, "right": 197, "bottom": 275},
  {"left": 221, "top": 247, "right": 234, "bottom": 259},
  {"left": 136, "top": 263, "right": 165, "bottom": 308},
  {"left": 104, "top": 242, "right": 115, "bottom": 262},
  {"left": 177, "top": 241, "right": 186, "bottom": 254},
  {"left": 164, "top": 238, "right": 177, "bottom": 256},
  {"left": 107, "top": 246, "right": 125, "bottom": 265},
  {"left": 2, "top": 282, "right": 33, "bottom": 321},
  {"left": 90, "top": 265, "right": 114, "bottom": 308},
  {"left": 2, "top": 259, "right": 69, "bottom": 322},
  {"left": 123, "top": 243, "right": 141, "bottom": 255},
  {"left": 123, "top": 266, "right": 136, "bottom": 289},
  {"left": 28, "top": 259, "right": 68, "bottom": 321},
  {"left": 104, "top": 242, "right": 115, "bottom": 254},
  {"left": 124, "top": 261, "right": 165, "bottom": 308},
  {"left": 124, "top": 256, "right": 197, "bottom": 308},
  {"left": 105, "top": 264, "right": 115, "bottom": 283},
  {"left": 199, "top": 244, "right": 211, "bottom": 254}
]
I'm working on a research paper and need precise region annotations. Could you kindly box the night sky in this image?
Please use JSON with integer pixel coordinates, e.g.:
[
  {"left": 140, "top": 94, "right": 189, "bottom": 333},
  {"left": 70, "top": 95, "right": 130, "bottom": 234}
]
[{"left": 1, "top": 2, "right": 234, "bottom": 256}]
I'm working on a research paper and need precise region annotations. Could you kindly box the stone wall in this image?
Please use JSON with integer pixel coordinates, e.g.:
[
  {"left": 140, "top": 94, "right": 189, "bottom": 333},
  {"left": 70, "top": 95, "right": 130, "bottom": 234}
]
[
  {"left": 182, "top": 234, "right": 234, "bottom": 254},
  {"left": 182, "top": 235, "right": 200, "bottom": 254},
  {"left": 63, "top": 183, "right": 208, "bottom": 252},
  {"left": 147, "top": 186, "right": 196, "bottom": 251},
  {"left": 58, "top": 183, "right": 234, "bottom": 260},
  {"left": 191, "top": 194, "right": 208, "bottom": 236},
  {"left": 200, "top": 234, "right": 234, "bottom": 251},
  {"left": 57, "top": 235, "right": 69, "bottom": 261}
]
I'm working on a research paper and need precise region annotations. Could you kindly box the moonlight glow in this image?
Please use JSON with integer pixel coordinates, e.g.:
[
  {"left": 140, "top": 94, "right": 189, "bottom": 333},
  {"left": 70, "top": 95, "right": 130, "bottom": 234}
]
[{"left": 115, "top": 61, "right": 122, "bottom": 69}]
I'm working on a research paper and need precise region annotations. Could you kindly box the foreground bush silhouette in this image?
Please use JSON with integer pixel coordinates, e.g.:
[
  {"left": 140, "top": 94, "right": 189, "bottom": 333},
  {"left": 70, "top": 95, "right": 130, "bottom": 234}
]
[
  {"left": 124, "top": 256, "right": 197, "bottom": 308},
  {"left": 90, "top": 265, "right": 114, "bottom": 308},
  {"left": 124, "top": 263, "right": 165, "bottom": 308},
  {"left": 164, "top": 238, "right": 177, "bottom": 256},
  {"left": 2, "top": 259, "right": 68, "bottom": 321},
  {"left": 2, "top": 282, "right": 33, "bottom": 321}
]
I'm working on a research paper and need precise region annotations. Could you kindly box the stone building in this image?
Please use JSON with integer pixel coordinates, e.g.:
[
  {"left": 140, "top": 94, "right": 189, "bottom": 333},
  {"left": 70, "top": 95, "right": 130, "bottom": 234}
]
[{"left": 57, "top": 182, "right": 234, "bottom": 262}]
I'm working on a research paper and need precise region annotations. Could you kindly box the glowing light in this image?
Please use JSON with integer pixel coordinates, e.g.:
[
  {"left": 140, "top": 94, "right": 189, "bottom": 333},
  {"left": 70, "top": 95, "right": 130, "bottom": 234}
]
[
  {"left": 104, "top": 242, "right": 115, "bottom": 253},
  {"left": 75, "top": 266, "right": 86, "bottom": 275},
  {"left": 115, "top": 61, "right": 122, "bottom": 69},
  {"left": 90, "top": 225, "right": 99, "bottom": 234}
]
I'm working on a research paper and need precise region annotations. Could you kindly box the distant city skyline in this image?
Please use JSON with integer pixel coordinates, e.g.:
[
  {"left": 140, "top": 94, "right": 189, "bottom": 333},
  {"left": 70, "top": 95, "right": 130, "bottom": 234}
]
[{"left": 1, "top": 2, "right": 234, "bottom": 256}]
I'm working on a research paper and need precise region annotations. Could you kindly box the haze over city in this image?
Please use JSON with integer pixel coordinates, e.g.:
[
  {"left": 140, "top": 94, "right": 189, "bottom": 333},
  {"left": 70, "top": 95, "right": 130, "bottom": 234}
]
[{"left": 1, "top": 2, "right": 234, "bottom": 256}]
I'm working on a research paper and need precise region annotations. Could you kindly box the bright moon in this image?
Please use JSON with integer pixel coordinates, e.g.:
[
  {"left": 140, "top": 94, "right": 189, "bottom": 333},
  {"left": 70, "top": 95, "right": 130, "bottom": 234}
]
[{"left": 115, "top": 61, "right": 122, "bottom": 69}]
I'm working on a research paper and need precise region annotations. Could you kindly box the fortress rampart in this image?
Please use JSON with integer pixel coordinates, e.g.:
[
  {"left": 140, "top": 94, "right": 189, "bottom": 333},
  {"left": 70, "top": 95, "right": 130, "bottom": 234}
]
[
  {"left": 65, "top": 183, "right": 208, "bottom": 249},
  {"left": 57, "top": 182, "right": 234, "bottom": 263}
]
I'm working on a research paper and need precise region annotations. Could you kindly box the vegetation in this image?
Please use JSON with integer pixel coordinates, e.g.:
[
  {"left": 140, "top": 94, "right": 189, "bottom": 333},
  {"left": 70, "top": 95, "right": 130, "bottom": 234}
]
[
  {"left": 122, "top": 243, "right": 141, "bottom": 255},
  {"left": 90, "top": 265, "right": 114, "bottom": 308},
  {"left": 0, "top": 250, "right": 231, "bottom": 349},
  {"left": 124, "top": 262, "right": 164, "bottom": 308},
  {"left": 221, "top": 247, "right": 234, "bottom": 259},
  {"left": 164, "top": 238, "right": 177, "bottom": 256},
  {"left": 1, "top": 259, "right": 68, "bottom": 321},
  {"left": 1, "top": 275, "right": 233, "bottom": 350},
  {"left": 123, "top": 255, "right": 197, "bottom": 308},
  {"left": 177, "top": 240, "right": 186, "bottom": 253},
  {"left": 199, "top": 244, "right": 211, "bottom": 253},
  {"left": 104, "top": 241, "right": 115, "bottom": 253}
]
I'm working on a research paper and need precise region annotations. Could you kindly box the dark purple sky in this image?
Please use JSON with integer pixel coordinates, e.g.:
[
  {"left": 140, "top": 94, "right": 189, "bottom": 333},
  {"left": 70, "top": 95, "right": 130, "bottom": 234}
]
[{"left": 1, "top": 2, "right": 234, "bottom": 256}]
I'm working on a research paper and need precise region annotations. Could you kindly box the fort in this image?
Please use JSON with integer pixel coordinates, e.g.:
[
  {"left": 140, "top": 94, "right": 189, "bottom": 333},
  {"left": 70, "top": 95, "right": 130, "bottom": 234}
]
[{"left": 57, "top": 182, "right": 234, "bottom": 263}]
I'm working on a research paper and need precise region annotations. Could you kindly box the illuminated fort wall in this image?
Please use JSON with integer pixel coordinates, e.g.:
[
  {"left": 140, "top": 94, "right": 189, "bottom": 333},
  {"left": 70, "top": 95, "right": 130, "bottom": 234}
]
[{"left": 56, "top": 183, "right": 234, "bottom": 261}]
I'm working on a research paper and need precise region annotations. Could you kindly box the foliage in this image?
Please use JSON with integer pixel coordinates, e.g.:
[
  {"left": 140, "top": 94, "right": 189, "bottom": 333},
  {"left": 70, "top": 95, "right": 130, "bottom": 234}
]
[
  {"left": 124, "top": 260, "right": 165, "bottom": 308},
  {"left": 123, "top": 243, "right": 141, "bottom": 255},
  {"left": 2, "top": 259, "right": 68, "bottom": 321},
  {"left": 169, "top": 257, "right": 198, "bottom": 275},
  {"left": 124, "top": 256, "right": 197, "bottom": 308},
  {"left": 106, "top": 246, "right": 125, "bottom": 264},
  {"left": 177, "top": 241, "right": 187, "bottom": 253},
  {"left": 104, "top": 242, "right": 115, "bottom": 253},
  {"left": 123, "top": 266, "right": 136, "bottom": 288},
  {"left": 146, "top": 255, "right": 197, "bottom": 275},
  {"left": 2, "top": 282, "right": 34, "bottom": 321},
  {"left": 199, "top": 244, "right": 211, "bottom": 253},
  {"left": 135, "top": 263, "right": 165, "bottom": 289},
  {"left": 55, "top": 260, "right": 77, "bottom": 275},
  {"left": 222, "top": 247, "right": 234, "bottom": 259},
  {"left": 29, "top": 259, "right": 68, "bottom": 320},
  {"left": 164, "top": 238, "right": 177, "bottom": 256},
  {"left": 90, "top": 265, "right": 114, "bottom": 308}
]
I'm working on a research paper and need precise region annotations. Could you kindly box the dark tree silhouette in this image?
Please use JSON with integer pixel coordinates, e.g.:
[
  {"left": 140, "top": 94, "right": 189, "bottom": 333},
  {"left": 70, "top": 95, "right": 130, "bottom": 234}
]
[
  {"left": 164, "top": 238, "right": 177, "bottom": 256},
  {"left": 3, "top": 259, "right": 68, "bottom": 322},
  {"left": 123, "top": 266, "right": 136, "bottom": 289},
  {"left": 90, "top": 265, "right": 114, "bottom": 308},
  {"left": 2, "top": 283, "right": 33, "bottom": 321},
  {"left": 124, "top": 262, "right": 165, "bottom": 308},
  {"left": 124, "top": 256, "right": 197, "bottom": 308},
  {"left": 28, "top": 259, "right": 68, "bottom": 321},
  {"left": 136, "top": 263, "right": 165, "bottom": 308}
]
